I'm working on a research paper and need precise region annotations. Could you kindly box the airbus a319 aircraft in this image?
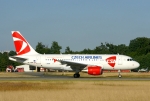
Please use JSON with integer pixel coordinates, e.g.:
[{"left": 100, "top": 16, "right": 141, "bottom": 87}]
[{"left": 9, "top": 31, "right": 140, "bottom": 78}]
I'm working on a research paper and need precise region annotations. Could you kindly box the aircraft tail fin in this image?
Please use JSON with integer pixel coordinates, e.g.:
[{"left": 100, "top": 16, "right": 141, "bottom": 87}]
[{"left": 11, "top": 31, "right": 39, "bottom": 55}]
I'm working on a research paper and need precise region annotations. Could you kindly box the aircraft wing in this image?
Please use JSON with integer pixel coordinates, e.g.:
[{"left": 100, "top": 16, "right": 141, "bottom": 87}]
[{"left": 59, "top": 60, "right": 89, "bottom": 71}]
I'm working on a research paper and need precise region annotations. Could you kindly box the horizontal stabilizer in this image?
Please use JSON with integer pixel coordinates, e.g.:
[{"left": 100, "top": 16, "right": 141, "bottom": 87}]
[{"left": 9, "top": 56, "right": 28, "bottom": 61}]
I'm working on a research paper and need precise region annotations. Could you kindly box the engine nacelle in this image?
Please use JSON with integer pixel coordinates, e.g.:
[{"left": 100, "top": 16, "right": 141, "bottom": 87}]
[{"left": 88, "top": 66, "right": 103, "bottom": 75}]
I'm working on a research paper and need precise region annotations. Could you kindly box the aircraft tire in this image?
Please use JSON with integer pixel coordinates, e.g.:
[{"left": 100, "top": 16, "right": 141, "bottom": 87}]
[
  {"left": 118, "top": 74, "right": 122, "bottom": 78},
  {"left": 78, "top": 74, "right": 80, "bottom": 78},
  {"left": 74, "top": 74, "right": 80, "bottom": 78}
]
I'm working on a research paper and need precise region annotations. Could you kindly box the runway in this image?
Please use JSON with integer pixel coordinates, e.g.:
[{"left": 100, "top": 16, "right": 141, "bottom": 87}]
[{"left": 0, "top": 72, "right": 150, "bottom": 81}]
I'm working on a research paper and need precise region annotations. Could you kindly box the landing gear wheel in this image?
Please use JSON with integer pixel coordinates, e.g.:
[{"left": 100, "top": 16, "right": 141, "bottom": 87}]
[
  {"left": 74, "top": 74, "right": 78, "bottom": 78},
  {"left": 73, "top": 73, "right": 80, "bottom": 78},
  {"left": 77, "top": 74, "right": 80, "bottom": 78},
  {"left": 118, "top": 70, "right": 122, "bottom": 78},
  {"left": 118, "top": 74, "right": 122, "bottom": 78}
]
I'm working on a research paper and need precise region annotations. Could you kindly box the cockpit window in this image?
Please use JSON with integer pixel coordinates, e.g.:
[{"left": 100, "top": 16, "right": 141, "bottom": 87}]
[{"left": 127, "top": 58, "right": 134, "bottom": 61}]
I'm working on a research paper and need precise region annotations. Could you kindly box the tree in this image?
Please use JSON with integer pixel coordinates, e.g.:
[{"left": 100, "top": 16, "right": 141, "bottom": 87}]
[
  {"left": 80, "top": 48, "right": 93, "bottom": 54},
  {"left": 8, "top": 51, "right": 16, "bottom": 56},
  {"left": 0, "top": 52, "right": 9, "bottom": 71},
  {"left": 35, "top": 42, "right": 51, "bottom": 54},
  {"left": 134, "top": 53, "right": 150, "bottom": 69},
  {"left": 116, "top": 44, "right": 129, "bottom": 55},
  {"left": 50, "top": 41, "right": 62, "bottom": 54},
  {"left": 93, "top": 43, "right": 110, "bottom": 54},
  {"left": 106, "top": 43, "right": 117, "bottom": 54},
  {"left": 129, "top": 37, "right": 150, "bottom": 55},
  {"left": 65, "top": 46, "right": 73, "bottom": 54}
]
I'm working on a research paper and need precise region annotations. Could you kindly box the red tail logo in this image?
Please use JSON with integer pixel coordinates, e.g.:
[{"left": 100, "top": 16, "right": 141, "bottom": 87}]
[
  {"left": 12, "top": 31, "right": 30, "bottom": 55},
  {"left": 106, "top": 56, "right": 116, "bottom": 68}
]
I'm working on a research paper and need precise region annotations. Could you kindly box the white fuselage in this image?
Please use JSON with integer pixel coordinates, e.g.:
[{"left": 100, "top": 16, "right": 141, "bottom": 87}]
[{"left": 9, "top": 54, "right": 140, "bottom": 71}]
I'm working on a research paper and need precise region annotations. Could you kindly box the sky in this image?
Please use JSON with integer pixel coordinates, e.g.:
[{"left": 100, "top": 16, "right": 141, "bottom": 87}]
[{"left": 0, "top": 0, "right": 150, "bottom": 52}]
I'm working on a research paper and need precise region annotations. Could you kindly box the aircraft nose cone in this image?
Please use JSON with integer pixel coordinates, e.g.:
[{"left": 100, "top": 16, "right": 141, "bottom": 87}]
[{"left": 135, "top": 62, "right": 140, "bottom": 68}]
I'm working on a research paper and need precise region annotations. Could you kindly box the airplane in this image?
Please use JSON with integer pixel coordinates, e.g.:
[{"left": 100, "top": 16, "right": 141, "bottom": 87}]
[
  {"left": 9, "top": 31, "right": 140, "bottom": 78},
  {"left": 138, "top": 67, "right": 149, "bottom": 72}
]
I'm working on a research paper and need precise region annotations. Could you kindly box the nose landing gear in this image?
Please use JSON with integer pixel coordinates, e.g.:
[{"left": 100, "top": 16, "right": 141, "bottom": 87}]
[{"left": 118, "top": 70, "right": 122, "bottom": 78}]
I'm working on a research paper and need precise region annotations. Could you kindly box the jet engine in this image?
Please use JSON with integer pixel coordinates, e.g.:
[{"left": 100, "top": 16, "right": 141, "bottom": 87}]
[{"left": 87, "top": 66, "right": 103, "bottom": 75}]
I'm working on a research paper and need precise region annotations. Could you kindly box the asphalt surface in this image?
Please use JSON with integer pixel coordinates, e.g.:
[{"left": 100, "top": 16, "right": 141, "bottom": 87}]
[{"left": 0, "top": 72, "right": 150, "bottom": 81}]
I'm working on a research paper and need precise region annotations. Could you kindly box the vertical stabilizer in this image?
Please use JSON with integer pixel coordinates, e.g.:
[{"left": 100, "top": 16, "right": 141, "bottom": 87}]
[{"left": 12, "top": 31, "right": 39, "bottom": 55}]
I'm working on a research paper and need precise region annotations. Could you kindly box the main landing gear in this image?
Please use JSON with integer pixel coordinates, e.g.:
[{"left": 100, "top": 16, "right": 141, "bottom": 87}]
[
  {"left": 118, "top": 70, "right": 122, "bottom": 78},
  {"left": 73, "top": 72, "right": 80, "bottom": 78}
]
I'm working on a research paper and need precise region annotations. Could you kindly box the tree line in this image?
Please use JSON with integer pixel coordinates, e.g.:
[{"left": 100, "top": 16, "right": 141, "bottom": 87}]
[{"left": 0, "top": 37, "right": 150, "bottom": 71}]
